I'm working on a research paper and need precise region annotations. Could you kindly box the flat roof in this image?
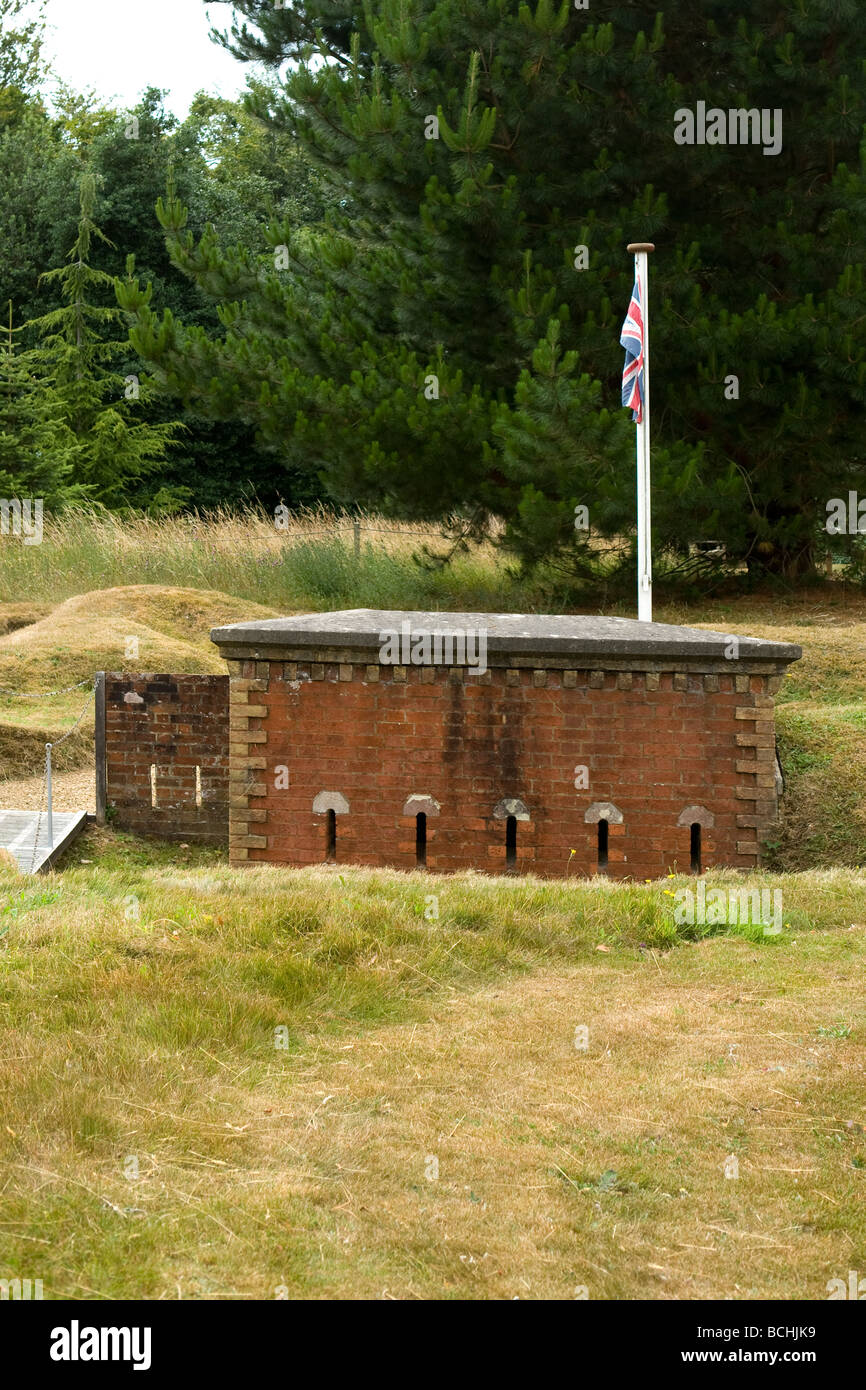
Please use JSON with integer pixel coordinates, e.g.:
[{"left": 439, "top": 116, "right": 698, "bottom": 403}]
[{"left": 210, "top": 610, "right": 802, "bottom": 663}]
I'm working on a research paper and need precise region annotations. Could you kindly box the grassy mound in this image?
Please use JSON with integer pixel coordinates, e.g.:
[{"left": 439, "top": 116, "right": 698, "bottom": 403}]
[
  {"left": 0, "top": 585, "right": 281, "bottom": 693},
  {"left": 0, "top": 722, "right": 92, "bottom": 779},
  {"left": 0, "top": 586, "right": 281, "bottom": 776},
  {"left": 0, "top": 602, "right": 53, "bottom": 636}
]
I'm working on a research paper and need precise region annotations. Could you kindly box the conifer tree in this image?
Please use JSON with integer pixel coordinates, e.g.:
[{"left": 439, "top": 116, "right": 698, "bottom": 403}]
[
  {"left": 0, "top": 305, "right": 75, "bottom": 502},
  {"left": 31, "top": 169, "right": 184, "bottom": 509},
  {"left": 120, "top": 0, "right": 866, "bottom": 577}
]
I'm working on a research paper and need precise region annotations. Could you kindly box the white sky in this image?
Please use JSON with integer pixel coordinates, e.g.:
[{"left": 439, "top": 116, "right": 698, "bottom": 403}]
[{"left": 35, "top": 0, "right": 257, "bottom": 118}]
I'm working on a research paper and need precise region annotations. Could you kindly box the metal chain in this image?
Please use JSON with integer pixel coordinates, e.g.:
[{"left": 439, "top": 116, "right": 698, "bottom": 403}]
[
  {"left": 0, "top": 677, "right": 92, "bottom": 699},
  {"left": 50, "top": 683, "right": 96, "bottom": 745}
]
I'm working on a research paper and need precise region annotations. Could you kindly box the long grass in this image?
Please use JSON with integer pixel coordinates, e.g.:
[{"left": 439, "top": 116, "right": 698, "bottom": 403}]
[{"left": 0, "top": 506, "right": 530, "bottom": 612}]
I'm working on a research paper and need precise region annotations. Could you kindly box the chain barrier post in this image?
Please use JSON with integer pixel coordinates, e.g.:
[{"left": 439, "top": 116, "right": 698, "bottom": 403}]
[
  {"left": 45, "top": 743, "right": 53, "bottom": 848},
  {"left": 6, "top": 679, "right": 96, "bottom": 872}
]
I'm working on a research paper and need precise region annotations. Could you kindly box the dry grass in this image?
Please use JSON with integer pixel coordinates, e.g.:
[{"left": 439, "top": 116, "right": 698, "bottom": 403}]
[
  {"left": 0, "top": 585, "right": 280, "bottom": 694},
  {"left": 250, "top": 945, "right": 865, "bottom": 1300},
  {"left": 0, "top": 850, "right": 863, "bottom": 1300},
  {"left": 0, "top": 506, "right": 509, "bottom": 613},
  {"left": 0, "top": 586, "right": 281, "bottom": 783},
  {"left": 0, "top": 603, "right": 53, "bottom": 636}
]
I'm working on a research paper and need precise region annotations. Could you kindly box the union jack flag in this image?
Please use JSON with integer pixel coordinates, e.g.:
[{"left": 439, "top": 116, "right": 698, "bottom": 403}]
[{"left": 620, "top": 280, "right": 644, "bottom": 424}]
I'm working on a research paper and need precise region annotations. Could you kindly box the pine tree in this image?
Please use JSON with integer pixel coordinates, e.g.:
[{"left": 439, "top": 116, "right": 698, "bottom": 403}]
[
  {"left": 0, "top": 303, "right": 75, "bottom": 502},
  {"left": 90, "top": 86, "right": 329, "bottom": 508},
  {"left": 119, "top": 0, "right": 866, "bottom": 577},
  {"left": 29, "top": 169, "right": 184, "bottom": 509}
]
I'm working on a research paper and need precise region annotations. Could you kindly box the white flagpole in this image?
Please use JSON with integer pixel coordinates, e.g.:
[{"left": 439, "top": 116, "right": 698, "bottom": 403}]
[{"left": 627, "top": 241, "right": 655, "bottom": 622}]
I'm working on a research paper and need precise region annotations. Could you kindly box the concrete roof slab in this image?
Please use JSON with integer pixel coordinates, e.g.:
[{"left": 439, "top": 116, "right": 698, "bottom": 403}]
[{"left": 210, "top": 609, "right": 802, "bottom": 664}]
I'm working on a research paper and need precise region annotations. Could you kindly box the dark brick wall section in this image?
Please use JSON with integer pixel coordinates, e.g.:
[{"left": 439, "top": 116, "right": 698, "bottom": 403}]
[{"left": 102, "top": 674, "right": 229, "bottom": 843}]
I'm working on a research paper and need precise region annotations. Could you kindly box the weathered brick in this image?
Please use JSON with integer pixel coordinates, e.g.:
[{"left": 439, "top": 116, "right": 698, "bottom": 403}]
[
  {"left": 231, "top": 679, "right": 269, "bottom": 693},
  {"left": 736, "top": 730, "right": 775, "bottom": 747},
  {"left": 102, "top": 673, "right": 229, "bottom": 846}
]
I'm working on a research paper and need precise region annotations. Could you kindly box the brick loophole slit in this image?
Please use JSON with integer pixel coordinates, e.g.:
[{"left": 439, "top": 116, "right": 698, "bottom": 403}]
[
  {"left": 690, "top": 822, "right": 702, "bottom": 874},
  {"left": 195, "top": 765, "right": 202, "bottom": 808},
  {"left": 150, "top": 764, "right": 157, "bottom": 809},
  {"left": 597, "top": 818, "right": 609, "bottom": 872},
  {"left": 415, "top": 812, "right": 427, "bottom": 867},
  {"left": 505, "top": 815, "right": 517, "bottom": 869},
  {"left": 325, "top": 809, "right": 336, "bottom": 863}
]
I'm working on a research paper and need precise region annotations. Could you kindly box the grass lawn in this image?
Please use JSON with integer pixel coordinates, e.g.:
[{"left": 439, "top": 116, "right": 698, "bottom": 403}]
[
  {"left": 1, "top": 833, "right": 864, "bottom": 1300},
  {"left": 0, "top": 510, "right": 864, "bottom": 1299}
]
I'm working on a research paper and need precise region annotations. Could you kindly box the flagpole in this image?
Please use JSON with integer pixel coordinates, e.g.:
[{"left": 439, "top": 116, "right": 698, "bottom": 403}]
[{"left": 627, "top": 242, "right": 655, "bottom": 622}]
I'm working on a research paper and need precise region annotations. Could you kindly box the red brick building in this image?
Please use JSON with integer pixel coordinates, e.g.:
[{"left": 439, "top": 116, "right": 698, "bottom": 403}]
[{"left": 200, "top": 610, "right": 800, "bottom": 879}]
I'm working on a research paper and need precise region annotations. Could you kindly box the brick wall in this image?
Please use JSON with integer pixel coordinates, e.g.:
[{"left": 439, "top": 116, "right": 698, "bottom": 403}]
[
  {"left": 225, "top": 657, "right": 783, "bottom": 878},
  {"left": 101, "top": 674, "right": 229, "bottom": 843}
]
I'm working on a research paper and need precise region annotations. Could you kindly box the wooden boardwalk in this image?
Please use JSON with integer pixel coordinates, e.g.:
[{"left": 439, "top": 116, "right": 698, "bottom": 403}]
[{"left": 0, "top": 809, "right": 89, "bottom": 873}]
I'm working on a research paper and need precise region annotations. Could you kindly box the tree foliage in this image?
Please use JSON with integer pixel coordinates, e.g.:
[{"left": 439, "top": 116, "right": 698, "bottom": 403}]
[
  {"left": 116, "top": 0, "right": 866, "bottom": 577},
  {"left": 26, "top": 169, "right": 184, "bottom": 507}
]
